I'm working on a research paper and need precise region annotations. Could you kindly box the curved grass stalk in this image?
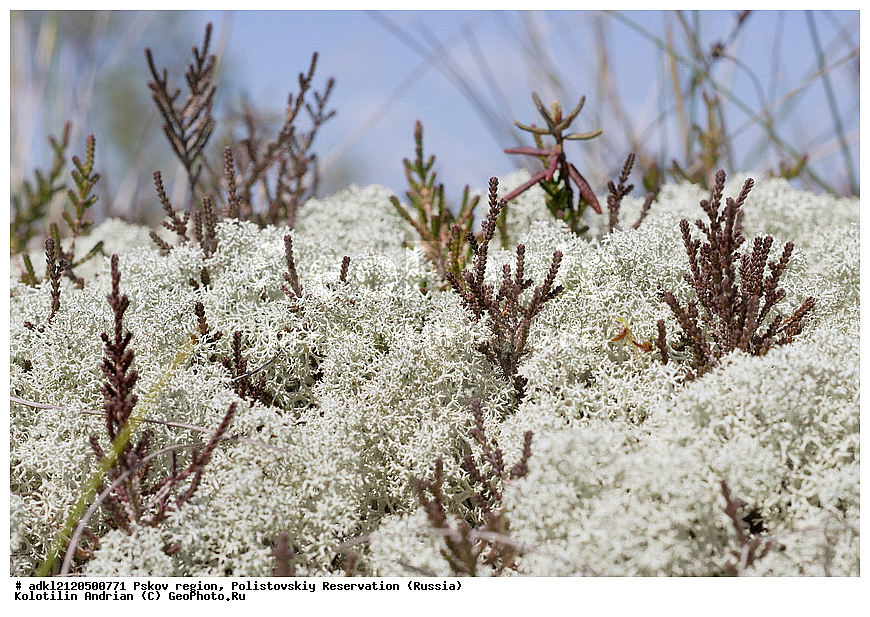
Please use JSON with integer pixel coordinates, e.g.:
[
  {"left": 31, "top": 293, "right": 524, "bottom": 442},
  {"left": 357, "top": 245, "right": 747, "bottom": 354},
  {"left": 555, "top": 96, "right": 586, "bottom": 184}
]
[
  {"left": 59, "top": 443, "right": 197, "bottom": 576},
  {"left": 35, "top": 339, "right": 193, "bottom": 577},
  {"left": 10, "top": 395, "right": 282, "bottom": 453}
]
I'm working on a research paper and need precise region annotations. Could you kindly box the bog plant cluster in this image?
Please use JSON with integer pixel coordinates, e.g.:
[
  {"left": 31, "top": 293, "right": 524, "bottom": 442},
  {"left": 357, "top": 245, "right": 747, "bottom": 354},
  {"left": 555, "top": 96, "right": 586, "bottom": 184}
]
[{"left": 10, "top": 24, "right": 859, "bottom": 577}]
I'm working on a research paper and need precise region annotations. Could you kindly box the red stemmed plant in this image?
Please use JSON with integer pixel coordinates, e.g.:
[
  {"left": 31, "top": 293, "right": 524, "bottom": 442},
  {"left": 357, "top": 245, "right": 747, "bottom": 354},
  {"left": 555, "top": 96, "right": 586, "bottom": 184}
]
[{"left": 503, "top": 92, "right": 603, "bottom": 234}]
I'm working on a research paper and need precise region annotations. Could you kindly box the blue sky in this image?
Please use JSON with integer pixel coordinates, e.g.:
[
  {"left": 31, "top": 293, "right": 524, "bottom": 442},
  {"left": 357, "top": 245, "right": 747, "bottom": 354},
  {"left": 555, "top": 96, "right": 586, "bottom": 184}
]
[
  {"left": 165, "top": 10, "right": 862, "bottom": 196},
  {"left": 10, "top": 9, "right": 860, "bottom": 221}
]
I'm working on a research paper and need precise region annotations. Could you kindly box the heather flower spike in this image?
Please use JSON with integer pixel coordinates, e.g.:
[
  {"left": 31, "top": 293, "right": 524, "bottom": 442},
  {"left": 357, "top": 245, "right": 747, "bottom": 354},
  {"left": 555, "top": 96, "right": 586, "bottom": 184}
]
[
  {"left": 606, "top": 152, "right": 656, "bottom": 232},
  {"left": 504, "top": 92, "right": 603, "bottom": 235}
]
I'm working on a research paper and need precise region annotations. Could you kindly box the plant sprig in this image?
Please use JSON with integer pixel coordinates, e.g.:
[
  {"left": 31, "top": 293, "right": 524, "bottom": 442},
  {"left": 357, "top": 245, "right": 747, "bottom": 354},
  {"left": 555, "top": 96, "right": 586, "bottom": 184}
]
[
  {"left": 390, "top": 121, "right": 481, "bottom": 284},
  {"left": 229, "top": 51, "right": 335, "bottom": 228},
  {"left": 503, "top": 92, "right": 603, "bottom": 235},
  {"left": 11, "top": 122, "right": 71, "bottom": 255}
]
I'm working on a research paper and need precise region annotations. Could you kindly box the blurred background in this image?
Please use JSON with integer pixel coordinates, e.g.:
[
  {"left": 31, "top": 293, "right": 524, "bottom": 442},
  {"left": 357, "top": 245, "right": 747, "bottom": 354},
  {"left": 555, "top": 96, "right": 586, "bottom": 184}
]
[{"left": 10, "top": 9, "right": 860, "bottom": 231}]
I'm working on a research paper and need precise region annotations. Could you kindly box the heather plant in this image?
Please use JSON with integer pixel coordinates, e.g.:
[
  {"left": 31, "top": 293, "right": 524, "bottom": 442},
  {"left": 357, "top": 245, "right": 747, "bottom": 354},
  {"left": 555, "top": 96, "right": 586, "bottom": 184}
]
[
  {"left": 43, "top": 237, "right": 66, "bottom": 324},
  {"left": 445, "top": 179, "right": 564, "bottom": 406},
  {"left": 222, "top": 330, "right": 277, "bottom": 406},
  {"left": 225, "top": 53, "right": 335, "bottom": 228},
  {"left": 145, "top": 23, "right": 217, "bottom": 203},
  {"left": 412, "top": 458, "right": 488, "bottom": 576},
  {"left": 29, "top": 254, "right": 238, "bottom": 575},
  {"left": 90, "top": 254, "right": 146, "bottom": 535},
  {"left": 657, "top": 169, "right": 816, "bottom": 379},
  {"left": 146, "top": 22, "right": 335, "bottom": 231},
  {"left": 147, "top": 169, "right": 222, "bottom": 266},
  {"left": 411, "top": 398, "right": 533, "bottom": 576},
  {"left": 14, "top": 129, "right": 104, "bottom": 291},
  {"left": 461, "top": 399, "right": 533, "bottom": 519},
  {"left": 605, "top": 152, "right": 657, "bottom": 233},
  {"left": 281, "top": 234, "right": 304, "bottom": 300},
  {"left": 63, "top": 133, "right": 100, "bottom": 251},
  {"left": 148, "top": 170, "right": 192, "bottom": 255}
]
